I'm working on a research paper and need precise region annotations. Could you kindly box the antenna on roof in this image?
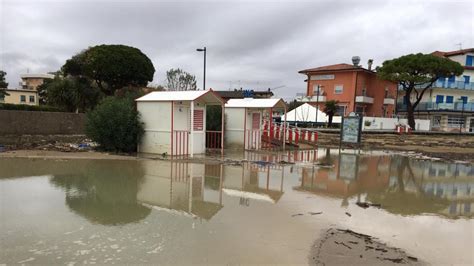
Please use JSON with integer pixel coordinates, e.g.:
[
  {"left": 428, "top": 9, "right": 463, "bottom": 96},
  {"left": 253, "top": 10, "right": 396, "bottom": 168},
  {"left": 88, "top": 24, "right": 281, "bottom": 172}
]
[{"left": 455, "top": 43, "right": 462, "bottom": 50}]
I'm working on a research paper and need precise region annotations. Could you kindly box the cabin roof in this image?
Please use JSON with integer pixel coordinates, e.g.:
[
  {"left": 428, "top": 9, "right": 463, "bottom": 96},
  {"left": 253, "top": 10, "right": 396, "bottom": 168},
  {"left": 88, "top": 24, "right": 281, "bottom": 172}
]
[
  {"left": 224, "top": 98, "right": 286, "bottom": 109},
  {"left": 136, "top": 90, "right": 224, "bottom": 105}
]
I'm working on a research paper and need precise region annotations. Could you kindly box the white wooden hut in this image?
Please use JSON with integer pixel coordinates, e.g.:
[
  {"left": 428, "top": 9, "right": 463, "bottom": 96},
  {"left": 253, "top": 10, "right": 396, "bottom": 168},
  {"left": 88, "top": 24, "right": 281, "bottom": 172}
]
[
  {"left": 224, "top": 98, "right": 287, "bottom": 150},
  {"left": 136, "top": 90, "right": 224, "bottom": 156}
]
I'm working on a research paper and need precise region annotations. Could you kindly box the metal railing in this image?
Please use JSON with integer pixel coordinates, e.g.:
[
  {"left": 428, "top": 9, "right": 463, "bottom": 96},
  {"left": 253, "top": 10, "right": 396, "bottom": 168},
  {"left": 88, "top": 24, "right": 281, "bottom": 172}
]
[
  {"left": 399, "top": 80, "right": 474, "bottom": 91},
  {"left": 397, "top": 102, "right": 474, "bottom": 112}
]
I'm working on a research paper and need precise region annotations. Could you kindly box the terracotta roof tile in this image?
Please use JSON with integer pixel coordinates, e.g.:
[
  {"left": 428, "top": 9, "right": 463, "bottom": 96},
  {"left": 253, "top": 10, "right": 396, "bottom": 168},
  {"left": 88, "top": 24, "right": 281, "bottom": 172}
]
[
  {"left": 431, "top": 48, "right": 474, "bottom": 57},
  {"left": 298, "top": 63, "right": 358, "bottom": 73}
]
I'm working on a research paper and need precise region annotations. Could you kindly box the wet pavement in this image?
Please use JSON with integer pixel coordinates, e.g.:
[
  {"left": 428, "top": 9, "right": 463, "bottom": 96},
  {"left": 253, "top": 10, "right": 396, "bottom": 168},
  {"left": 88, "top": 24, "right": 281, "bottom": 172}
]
[{"left": 0, "top": 149, "right": 473, "bottom": 265}]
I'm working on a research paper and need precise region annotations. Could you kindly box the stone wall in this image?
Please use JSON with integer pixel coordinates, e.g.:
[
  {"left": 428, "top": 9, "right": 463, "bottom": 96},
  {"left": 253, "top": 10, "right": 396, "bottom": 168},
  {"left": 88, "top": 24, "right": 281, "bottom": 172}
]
[
  {"left": 0, "top": 110, "right": 85, "bottom": 135},
  {"left": 316, "top": 131, "right": 474, "bottom": 149}
]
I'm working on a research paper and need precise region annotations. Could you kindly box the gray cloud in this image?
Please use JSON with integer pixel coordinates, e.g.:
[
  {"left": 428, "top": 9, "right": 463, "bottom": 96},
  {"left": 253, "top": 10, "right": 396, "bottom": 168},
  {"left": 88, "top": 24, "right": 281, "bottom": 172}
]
[{"left": 1, "top": 0, "right": 472, "bottom": 99}]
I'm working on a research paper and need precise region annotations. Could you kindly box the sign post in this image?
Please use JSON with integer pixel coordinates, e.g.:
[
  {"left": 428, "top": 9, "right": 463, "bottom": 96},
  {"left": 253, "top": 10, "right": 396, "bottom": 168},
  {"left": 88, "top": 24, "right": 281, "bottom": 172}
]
[{"left": 339, "top": 113, "right": 363, "bottom": 152}]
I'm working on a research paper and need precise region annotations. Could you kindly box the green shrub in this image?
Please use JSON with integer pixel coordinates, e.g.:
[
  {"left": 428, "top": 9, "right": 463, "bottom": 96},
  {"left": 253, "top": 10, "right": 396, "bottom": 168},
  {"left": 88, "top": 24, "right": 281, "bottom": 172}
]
[
  {"left": 0, "top": 103, "right": 64, "bottom": 112},
  {"left": 85, "top": 97, "right": 144, "bottom": 153}
]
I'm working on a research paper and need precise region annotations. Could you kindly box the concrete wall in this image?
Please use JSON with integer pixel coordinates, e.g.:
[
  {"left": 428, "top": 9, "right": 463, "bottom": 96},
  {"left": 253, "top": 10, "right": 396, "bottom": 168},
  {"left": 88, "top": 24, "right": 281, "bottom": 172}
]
[
  {"left": 0, "top": 110, "right": 85, "bottom": 135},
  {"left": 362, "top": 116, "right": 431, "bottom": 131}
]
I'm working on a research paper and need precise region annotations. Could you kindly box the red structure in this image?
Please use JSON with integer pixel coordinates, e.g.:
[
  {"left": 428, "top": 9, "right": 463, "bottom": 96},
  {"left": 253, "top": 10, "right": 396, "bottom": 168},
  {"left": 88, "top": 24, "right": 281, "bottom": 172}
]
[{"left": 298, "top": 59, "right": 397, "bottom": 117}]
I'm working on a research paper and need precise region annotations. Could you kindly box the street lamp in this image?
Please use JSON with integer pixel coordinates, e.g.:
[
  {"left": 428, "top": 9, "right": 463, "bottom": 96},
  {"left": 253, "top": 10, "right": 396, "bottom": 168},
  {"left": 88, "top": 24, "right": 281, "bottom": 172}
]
[
  {"left": 458, "top": 97, "right": 465, "bottom": 134},
  {"left": 315, "top": 85, "right": 323, "bottom": 128},
  {"left": 196, "top": 47, "right": 206, "bottom": 90}
]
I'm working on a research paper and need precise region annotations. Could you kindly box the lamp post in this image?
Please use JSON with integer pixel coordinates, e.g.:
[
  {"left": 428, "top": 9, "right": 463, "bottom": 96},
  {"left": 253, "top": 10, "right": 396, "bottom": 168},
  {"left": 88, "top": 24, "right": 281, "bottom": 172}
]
[
  {"left": 458, "top": 97, "right": 465, "bottom": 134},
  {"left": 315, "top": 85, "right": 323, "bottom": 128},
  {"left": 196, "top": 47, "right": 206, "bottom": 90}
]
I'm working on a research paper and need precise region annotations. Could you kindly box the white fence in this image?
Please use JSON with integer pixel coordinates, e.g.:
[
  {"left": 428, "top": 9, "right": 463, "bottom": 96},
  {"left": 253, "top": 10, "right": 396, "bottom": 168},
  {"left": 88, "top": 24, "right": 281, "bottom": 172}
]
[{"left": 362, "top": 117, "right": 431, "bottom": 131}]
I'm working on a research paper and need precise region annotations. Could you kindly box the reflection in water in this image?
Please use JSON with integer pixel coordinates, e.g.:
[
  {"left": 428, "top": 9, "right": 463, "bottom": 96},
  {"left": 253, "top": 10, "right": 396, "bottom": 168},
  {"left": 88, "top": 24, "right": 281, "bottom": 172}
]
[
  {"left": 137, "top": 161, "right": 285, "bottom": 219},
  {"left": 49, "top": 161, "right": 151, "bottom": 225},
  {"left": 297, "top": 149, "right": 474, "bottom": 218}
]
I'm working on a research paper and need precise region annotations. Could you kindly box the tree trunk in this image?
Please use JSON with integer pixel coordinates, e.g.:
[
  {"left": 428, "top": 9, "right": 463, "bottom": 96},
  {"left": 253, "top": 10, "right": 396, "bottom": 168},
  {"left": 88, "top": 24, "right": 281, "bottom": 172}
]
[
  {"left": 406, "top": 105, "right": 416, "bottom": 130},
  {"left": 328, "top": 115, "right": 333, "bottom": 127}
]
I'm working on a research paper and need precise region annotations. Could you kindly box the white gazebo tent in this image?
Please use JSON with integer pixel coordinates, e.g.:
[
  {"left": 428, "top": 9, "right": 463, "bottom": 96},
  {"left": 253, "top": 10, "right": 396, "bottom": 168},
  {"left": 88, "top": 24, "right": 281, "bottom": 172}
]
[
  {"left": 285, "top": 103, "right": 342, "bottom": 123},
  {"left": 136, "top": 90, "right": 225, "bottom": 157},
  {"left": 224, "top": 98, "right": 287, "bottom": 150}
]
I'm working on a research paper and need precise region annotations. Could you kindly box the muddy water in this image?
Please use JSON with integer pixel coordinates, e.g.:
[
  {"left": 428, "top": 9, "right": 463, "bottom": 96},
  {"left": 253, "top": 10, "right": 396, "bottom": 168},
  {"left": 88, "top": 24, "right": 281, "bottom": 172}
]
[{"left": 0, "top": 151, "right": 473, "bottom": 265}]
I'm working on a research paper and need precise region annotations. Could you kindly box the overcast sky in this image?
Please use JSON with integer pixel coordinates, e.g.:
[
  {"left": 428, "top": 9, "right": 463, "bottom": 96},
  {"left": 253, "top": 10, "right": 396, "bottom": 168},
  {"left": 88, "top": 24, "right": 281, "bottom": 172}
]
[{"left": 1, "top": 0, "right": 473, "bottom": 99}]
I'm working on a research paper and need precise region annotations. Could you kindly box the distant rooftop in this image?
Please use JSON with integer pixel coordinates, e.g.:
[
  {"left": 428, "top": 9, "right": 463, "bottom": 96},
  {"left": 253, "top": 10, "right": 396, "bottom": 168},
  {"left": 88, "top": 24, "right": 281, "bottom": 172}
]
[
  {"left": 431, "top": 48, "right": 474, "bottom": 57},
  {"left": 20, "top": 73, "right": 55, "bottom": 79},
  {"left": 215, "top": 89, "right": 274, "bottom": 100},
  {"left": 298, "top": 63, "right": 373, "bottom": 74}
]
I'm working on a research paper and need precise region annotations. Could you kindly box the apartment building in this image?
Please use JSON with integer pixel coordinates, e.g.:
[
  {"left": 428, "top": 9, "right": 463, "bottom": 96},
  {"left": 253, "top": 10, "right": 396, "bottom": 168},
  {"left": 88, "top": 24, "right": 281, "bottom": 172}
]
[
  {"left": 297, "top": 57, "right": 397, "bottom": 117},
  {"left": 0, "top": 73, "right": 54, "bottom": 106},
  {"left": 397, "top": 48, "right": 474, "bottom": 132},
  {"left": 20, "top": 73, "right": 54, "bottom": 90}
]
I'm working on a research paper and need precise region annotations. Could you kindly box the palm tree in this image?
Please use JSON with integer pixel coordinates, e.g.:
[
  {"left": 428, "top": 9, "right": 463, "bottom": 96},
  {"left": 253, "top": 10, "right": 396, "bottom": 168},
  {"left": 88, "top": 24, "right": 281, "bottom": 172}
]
[{"left": 323, "top": 100, "right": 339, "bottom": 127}]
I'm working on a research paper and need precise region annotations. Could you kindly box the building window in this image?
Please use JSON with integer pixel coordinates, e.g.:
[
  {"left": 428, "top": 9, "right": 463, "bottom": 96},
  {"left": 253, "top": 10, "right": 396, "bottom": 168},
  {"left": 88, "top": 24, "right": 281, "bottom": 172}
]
[
  {"left": 336, "top": 105, "right": 346, "bottom": 115},
  {"left": 447, "top": 75, "right": 455, "bottom": 83},
  {"left": 466, "top": 55, "right": 474, "bottom": 66},
  {"left": 432, "top": 116, "right": 441, "bottom": 128},
  {"left": 447, "top": 116, "right": 464, "bottom": 128},
  {"left": 20, "top": 95, "right": 26, "bottom": 102},
  {"left": 29, "top": 95, "right": 35, "bottom": 103},
  {"left": 446, "top": 96, "right": 454, "bottom": 104},
  {"left": 460, "top": 96, "right": 468, "bottom": 104},
  {"left": 464, "top": 75, "right": 471, "bottom": 84},
  {"left": 312, "top": 84, "right": 322, "bottom": 95},
  {"left": 334, "top": 85, "right": 343, "bottom": 94},
  {"left": 435, "top": 95, "right": 444, "bottom": 103}
]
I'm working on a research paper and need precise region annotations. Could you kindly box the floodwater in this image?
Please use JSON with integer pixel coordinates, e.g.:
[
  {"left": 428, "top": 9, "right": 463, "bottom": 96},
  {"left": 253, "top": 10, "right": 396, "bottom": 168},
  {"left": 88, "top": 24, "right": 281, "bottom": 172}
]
[{"left": 0, "top": 150, "right": 473, "bottom": 265}]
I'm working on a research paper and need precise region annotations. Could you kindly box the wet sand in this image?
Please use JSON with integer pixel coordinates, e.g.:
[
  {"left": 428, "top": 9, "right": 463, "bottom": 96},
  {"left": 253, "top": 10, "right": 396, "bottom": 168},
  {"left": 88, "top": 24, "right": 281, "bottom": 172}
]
[
  {"left": 0, "top": 149, "right": 137, "bottom": 160},
  {"left": 310, "top": 228, "right": 424, "bottom": 265}
]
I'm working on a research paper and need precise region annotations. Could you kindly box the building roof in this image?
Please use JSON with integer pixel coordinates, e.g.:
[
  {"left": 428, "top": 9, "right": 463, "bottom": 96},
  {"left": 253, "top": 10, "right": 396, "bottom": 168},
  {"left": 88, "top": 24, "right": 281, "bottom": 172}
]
[
  {"left": 298, "top": 63, "right": 373, "bottom": 74},
  {"left": 20, "top": 74, "right": 55, "bottom": 79},
  {"left": 215, "top": 90, "right": 274, "bottom": 99},
  {"left": 225, "top": 98, "right": 286, "bottom": 109},
  {"left": 135, "top": 90, "right": 224, "bottom": 105},
  {"left": 431, "top": 48, "right": 474, "bottom": 57},
  {"left": 6, "top": 88, "right": 38, "bottom": 93}
]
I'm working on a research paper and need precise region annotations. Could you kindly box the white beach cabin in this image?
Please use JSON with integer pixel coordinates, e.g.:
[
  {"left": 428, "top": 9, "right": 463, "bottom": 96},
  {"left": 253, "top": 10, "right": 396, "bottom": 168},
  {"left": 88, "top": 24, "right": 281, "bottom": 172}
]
[
  {"left": 136, "top": 90, "right": 225, "bottom": 157},
  {"left": 224, "top": 98, "right": 287, "bottom": 150}
]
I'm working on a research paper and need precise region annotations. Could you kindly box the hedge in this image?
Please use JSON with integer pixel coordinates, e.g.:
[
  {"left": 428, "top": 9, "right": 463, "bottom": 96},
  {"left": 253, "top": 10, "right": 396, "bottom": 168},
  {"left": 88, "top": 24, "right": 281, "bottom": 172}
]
[{"left": 0, "top": 103, "right": 65, "bottom": 112}]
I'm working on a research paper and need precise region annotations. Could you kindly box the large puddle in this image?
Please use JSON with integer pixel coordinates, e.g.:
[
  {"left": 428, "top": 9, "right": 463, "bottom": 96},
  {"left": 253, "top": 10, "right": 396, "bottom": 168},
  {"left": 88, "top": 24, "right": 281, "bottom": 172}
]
[{"left": 0, "top": 150, "right": 473, "bottom": 264}]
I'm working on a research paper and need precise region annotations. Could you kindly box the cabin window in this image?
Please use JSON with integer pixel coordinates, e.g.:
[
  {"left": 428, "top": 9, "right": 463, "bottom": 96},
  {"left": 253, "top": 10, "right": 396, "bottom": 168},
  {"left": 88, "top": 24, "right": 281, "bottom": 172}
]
[
  {"left": 252, "top": 113, "right": 260, "bottom": 130},
  {"left": 193, "top": 109, "right": 204, "bottom": 131}
]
